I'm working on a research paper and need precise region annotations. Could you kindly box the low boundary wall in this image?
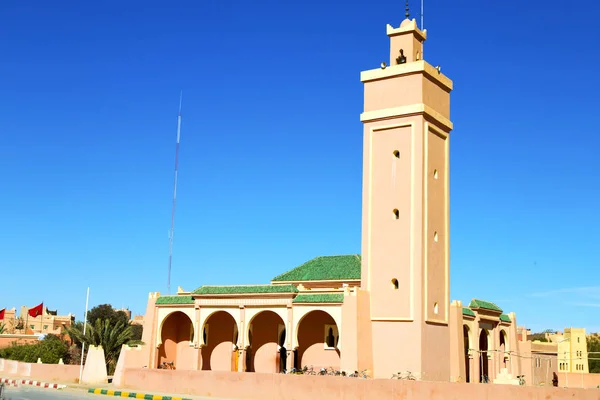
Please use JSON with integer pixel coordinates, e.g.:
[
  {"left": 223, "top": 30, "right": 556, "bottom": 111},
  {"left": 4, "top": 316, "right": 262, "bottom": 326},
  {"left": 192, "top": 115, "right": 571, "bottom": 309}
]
[
  {"left": 0, "top": 358, "right": 80, "bottom": 383},
  {"left": 120, "top": 369, "right": 600, "bottom": 400},
  {"left": 0, "top": 335, "right": 39, "bottom": 349}
]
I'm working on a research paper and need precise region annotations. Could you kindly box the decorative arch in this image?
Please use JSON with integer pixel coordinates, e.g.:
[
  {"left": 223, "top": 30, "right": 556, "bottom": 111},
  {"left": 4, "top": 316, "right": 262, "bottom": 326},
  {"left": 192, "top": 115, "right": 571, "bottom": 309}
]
[
  {"left": 157, "top": 311, "right": 194, "bottom": 369},
  {"left": 463, "top": 325, "right": 471, "bottom": 383},
  {"left": 156, "top": 308, "right": 195, "bottom": 347},
  {"left": 293, "top": 307, "right": 342, "bottom": 350},
  {"left": 499, "top": 329, "right": 508, "bottom": 352},
  {"left": 479, "top": 328, "right": 490, "bottom": 383},
  {"left": 245, "top": 308, "right": 288, "bottom": 346},
  {"left": 499, "top": 329, "right": 509, "bottom": 370},
  {"left": 295, "top": 310, "right": 340, "bottom": 370},
  {"left": 199, "top": 309, "right": 239, "bottom": 346},
  {"left": 200, "top": 311, "right": 238, "bottom": 371},
  {"left": 246, "top": 310, "right": 287, "bottom": 373}
]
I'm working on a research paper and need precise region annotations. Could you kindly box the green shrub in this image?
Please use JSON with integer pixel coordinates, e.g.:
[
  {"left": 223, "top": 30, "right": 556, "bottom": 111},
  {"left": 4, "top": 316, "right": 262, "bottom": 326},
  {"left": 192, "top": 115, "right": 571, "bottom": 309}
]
[{"left": 0, "top": 335, "right": 68, "bottom": 364}]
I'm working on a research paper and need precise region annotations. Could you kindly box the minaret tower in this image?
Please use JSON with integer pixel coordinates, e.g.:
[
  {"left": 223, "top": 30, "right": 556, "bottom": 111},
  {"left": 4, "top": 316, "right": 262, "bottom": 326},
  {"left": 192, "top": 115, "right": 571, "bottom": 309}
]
[{"left": 359, "top": 10, "right": 453, "bottom": 380}]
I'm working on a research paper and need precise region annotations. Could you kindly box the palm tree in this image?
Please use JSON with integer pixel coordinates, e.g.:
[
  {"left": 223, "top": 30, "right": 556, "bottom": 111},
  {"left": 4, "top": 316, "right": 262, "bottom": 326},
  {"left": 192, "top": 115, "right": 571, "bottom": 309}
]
[
  {"left": 66, "top": 318, "right": 140, "bottom": 373},
  {"left": 0, "top": 322, "right": 6, "bottom": 334}
]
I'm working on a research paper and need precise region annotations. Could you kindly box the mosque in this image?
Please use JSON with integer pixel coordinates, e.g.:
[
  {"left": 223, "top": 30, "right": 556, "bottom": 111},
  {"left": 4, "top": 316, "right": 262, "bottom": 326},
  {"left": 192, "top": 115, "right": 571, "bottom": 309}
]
[{"left": 132, "top": 14, "right": 559, "bottom": 385}]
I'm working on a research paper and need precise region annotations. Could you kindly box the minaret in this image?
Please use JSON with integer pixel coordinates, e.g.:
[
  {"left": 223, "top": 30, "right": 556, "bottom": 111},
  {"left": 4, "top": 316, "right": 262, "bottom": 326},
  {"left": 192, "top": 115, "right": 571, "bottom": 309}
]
[{"left": 359, "top": 13, "right": 453, "bottom": 380}]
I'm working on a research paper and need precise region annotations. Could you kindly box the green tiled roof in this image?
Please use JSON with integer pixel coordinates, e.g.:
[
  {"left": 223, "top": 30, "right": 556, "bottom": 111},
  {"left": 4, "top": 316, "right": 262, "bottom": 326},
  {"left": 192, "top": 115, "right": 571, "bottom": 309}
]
[
  {"left": 462, "top": 307, "right": 476, "bottom": 317},
  {"left": 272, "top": 255, "right": 361, "bottom": 282},
  {"left": 155, "top": 295, "right": 194, "bottom": 305},
  {"left": 292, "top": 293, "right": 345, "bottom": 304},
  {"left": 500, "top": 314, "right": 511, "bottom": 323},
  {"left": 193, "top": 284, "right": 298, "bottom": 295},
  {"left": 469, "top": 299, "right": 503, "bottom": 313}
]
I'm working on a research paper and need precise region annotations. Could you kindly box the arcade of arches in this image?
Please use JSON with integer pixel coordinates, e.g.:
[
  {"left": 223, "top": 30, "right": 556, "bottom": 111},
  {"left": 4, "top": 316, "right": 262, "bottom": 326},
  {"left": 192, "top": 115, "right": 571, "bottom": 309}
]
[{"left": 154, "top": 306, "right": 341, "bottom": 374}]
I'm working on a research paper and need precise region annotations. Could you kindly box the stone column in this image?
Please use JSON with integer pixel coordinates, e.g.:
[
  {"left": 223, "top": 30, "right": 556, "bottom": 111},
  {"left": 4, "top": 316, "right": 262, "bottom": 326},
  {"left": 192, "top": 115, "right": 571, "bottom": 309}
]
[
  {"left": 237, "top": 348, "right": 246, "bottom": 372},
  {"left": 287, "top": 349, "right": 295, "bottom": 372}
]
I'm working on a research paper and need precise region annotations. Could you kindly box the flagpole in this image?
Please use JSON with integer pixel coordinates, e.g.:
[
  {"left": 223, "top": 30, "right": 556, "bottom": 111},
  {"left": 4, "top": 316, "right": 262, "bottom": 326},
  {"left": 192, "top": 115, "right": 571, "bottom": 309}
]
[
  {"left": 40, "top": 302, "right": 44, "bottom": 334},
  {"left": 25, "top": 306, "right": 29, "bottom": 335},
  {"left": 79, "top": 287, "right": 90, "bottom": 383}
]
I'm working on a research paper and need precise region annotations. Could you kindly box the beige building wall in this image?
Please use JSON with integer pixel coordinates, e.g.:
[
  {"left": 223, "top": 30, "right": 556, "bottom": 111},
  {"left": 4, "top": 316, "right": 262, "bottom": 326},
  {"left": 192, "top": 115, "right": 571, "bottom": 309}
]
[{"left": 548, "top": 328, "right": 589, "bottom": 373}]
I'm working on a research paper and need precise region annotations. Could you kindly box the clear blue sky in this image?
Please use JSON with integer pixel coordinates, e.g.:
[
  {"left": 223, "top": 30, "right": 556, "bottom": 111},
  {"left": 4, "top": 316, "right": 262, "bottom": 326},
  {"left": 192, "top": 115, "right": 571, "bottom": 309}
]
[{"left": 1, "top": 0, "right": 599, "bottom": 334}]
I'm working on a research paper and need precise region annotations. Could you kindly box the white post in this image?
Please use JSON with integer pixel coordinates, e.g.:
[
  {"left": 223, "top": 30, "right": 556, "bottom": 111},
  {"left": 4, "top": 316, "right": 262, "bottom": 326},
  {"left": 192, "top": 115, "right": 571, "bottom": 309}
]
[{"left": 78, "top": 287, "right": 90, "bottom": 383}]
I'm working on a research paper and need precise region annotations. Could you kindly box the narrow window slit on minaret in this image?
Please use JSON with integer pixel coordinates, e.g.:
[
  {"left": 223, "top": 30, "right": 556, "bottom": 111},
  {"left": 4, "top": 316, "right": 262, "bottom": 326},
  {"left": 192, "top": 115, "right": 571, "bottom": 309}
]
[
  {"left": 391, "top": 279, "right": 399, "bottom": 290},
  {"left": 392, "top": 150, "right": 399, "bottom": 189},
  {"left": 393, "top": 209, "right": 399, "bottom": 219}
]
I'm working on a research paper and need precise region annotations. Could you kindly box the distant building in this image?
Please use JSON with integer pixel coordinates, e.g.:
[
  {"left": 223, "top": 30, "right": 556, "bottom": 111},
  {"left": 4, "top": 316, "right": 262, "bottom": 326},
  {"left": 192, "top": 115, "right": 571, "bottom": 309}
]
[
  {"left": 546, "top": 328, "right": 589, "bottom": 373},
  {"left": 131, "top": 315, "right": 144, "bottom": 326},
  {"left": 16, "top": 306, "right": 74, "bottom": 335}
]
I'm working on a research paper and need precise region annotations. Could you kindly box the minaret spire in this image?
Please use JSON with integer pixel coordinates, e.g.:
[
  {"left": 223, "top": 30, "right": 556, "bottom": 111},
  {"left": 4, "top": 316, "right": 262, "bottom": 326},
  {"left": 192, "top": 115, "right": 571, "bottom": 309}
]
[{"left": 405, "top": 0, "right": 410, "bottom": 18}]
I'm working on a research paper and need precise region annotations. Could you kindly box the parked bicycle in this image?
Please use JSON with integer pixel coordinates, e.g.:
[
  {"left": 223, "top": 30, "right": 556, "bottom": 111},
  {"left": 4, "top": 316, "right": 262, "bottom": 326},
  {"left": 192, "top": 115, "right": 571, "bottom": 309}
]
[
  {"left": 391, "top": 370, "right": 416, "bottom": 380},
  {"left": 517, "top": 375, "right": 525, "bottom": 386},
  {"left": 158, "top": 361, "right": 176, "bottom": 370},
  {"left": 349, "top": 369, "right": 369, "bottom": 379}
]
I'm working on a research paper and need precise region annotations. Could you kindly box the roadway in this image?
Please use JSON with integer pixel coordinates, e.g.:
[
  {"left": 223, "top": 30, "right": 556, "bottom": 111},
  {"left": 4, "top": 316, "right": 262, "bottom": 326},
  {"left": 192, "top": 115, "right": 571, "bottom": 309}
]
[
  {"left": 2, "top": 386, "right": 100, "bottom": 400},
  {"left": 1, "top": 385, "right": 236, "bottom": 400}
]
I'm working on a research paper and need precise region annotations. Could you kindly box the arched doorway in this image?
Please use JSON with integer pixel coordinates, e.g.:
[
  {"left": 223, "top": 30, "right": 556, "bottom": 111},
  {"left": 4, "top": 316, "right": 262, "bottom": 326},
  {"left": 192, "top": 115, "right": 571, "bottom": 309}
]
[
  {"left": 463, "top": 325, "right": 471, "bottom": 383},
  {"left": 201, "top": 311, "right": 238, "bottom": 371},
  {"left": 158, "top": 311, "right": 194, "bottom": 370},
  {"left": 296, "top": 310, "right": 340, "bottom": 370},
  {"left": 479, "top": 329, "right": 489, "bottom": 383},
  {"left": 247, "top": 311, "right": 286, "bottom": 373},
  {"left": 499, "top": 330, "right": 508, "bottom": 370}
]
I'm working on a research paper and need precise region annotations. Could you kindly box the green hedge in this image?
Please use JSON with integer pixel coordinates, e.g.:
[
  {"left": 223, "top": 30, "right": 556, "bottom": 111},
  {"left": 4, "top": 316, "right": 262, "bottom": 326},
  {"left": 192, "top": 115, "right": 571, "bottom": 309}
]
[{"left": 0, "top": 334, "right": 68, "bottom": 364}]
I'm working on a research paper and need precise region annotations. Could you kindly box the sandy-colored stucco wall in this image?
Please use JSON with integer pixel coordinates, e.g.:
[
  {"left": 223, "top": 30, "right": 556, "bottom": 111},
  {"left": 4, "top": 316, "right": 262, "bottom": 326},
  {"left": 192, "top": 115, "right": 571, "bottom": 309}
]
[{"left": 119, "top": 368, "right": 600, "bottom": 399}]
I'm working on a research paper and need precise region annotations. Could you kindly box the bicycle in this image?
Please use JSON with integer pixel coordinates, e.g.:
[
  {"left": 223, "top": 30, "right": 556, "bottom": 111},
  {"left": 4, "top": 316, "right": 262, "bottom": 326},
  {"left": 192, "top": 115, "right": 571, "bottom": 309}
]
[
  {"left": 392, "top": 371, "right": 416, "bottom": 380},
  {"left": 517, "top": 375, "right": 525, "bottom": 386},
  {"left": 158, "top": 361, "right": 176, "bottom": 370}
]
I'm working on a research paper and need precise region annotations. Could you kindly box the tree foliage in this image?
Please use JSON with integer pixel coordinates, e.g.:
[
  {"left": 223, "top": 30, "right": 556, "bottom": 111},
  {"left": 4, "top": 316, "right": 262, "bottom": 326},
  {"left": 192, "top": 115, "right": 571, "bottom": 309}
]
[
  {"left": 0, "top": 335, "right": 69, "bottom": 364},
  {"left": 588, "top": 334, "right": 600, "bottom": 373},
  {"left": 66, "top": 318, "right": 141, "bottom": 374},
  {"left": 0, "top": 322, "right": 5, "bottom": 334},
  {"left": 130, "top": 324, "right": 143, "bottom": 341},
  {"left": 86, "top": 304, "right": 129, "bottom": 327}
]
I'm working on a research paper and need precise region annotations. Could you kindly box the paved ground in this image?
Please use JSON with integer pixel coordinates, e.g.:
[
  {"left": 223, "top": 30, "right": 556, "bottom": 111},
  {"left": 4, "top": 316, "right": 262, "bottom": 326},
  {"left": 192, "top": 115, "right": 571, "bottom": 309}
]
[
  {"left": 2, "top": 386, "right": 98, "bottom": 400},
  {"left": 2, "top": 385, "right": 236, "bottom": 400}
]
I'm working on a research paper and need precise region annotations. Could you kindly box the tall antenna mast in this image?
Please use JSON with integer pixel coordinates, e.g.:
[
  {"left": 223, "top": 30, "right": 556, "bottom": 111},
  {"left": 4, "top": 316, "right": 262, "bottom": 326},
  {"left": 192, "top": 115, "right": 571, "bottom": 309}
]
[
  {"left": 421, "top": 0, "right": 424, "bottom": 31},
  {"left": 167, "top": 91, "right": 183, "bottom": 295}
]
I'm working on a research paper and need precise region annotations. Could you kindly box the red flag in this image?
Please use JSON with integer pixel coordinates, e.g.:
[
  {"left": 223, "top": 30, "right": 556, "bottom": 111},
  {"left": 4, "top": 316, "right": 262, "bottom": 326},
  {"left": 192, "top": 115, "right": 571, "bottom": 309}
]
[
  {"left": 28, "top": 303, "right": 43, "bottom": 318},
  {"left": 0, "top": 308, "right": 5, "bottom": 320}
]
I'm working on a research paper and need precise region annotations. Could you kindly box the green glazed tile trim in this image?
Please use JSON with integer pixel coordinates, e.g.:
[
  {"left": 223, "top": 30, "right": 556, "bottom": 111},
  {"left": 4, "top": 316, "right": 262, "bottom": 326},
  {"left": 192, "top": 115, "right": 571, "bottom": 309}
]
[
  {"left": 155, "top": 295, "right": 194, "bottom": 305},
  {"left": 293, "top": 293, "right": 344, "bottom": 303},
  {"left": 462, "top": 307, "right": 476, "bottom": 317},
  {"left": 193, "top": 284, "right": 298, "bottom": 295},
  {"left": 469, "top": 299, "right": 503, "bottom": 313}
]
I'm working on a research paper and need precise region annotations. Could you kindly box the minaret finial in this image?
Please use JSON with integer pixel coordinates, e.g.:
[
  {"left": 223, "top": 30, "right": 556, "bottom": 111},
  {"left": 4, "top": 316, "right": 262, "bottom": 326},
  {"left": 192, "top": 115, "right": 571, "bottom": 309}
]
[{"left": 405, "top": 0, "right": 410, "bottom": 18}]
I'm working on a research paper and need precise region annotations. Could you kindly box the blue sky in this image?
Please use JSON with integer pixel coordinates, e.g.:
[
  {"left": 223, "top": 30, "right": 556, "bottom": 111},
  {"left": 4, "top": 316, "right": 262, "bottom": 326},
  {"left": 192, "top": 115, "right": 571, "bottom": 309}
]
[{"left": 1, "top": 0, "right": 599, "bottom": 334}]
